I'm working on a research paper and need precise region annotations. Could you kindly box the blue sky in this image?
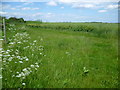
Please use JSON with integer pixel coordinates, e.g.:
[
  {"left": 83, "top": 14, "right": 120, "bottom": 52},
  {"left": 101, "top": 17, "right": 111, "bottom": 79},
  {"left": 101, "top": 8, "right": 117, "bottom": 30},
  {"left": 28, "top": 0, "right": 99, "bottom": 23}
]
[{"left": 0, "top": 0, "right": 119, "bottom": 22}]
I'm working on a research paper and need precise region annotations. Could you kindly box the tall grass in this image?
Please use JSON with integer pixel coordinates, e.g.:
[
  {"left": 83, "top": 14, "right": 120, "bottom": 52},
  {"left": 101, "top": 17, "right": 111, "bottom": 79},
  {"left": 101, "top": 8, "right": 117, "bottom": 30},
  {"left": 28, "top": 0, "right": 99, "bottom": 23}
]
[
  {"left": 2, "top": 22, "right": 118, "bottom": 88},
  {"left": 26, "top": 22, "right": 118, "bottom": 39}
]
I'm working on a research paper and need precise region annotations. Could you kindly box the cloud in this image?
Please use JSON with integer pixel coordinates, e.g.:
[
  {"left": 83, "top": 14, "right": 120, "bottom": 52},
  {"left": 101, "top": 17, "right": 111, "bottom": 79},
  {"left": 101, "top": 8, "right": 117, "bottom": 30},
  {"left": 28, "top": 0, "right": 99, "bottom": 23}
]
[
  {"left": 44, "top": 13, "right": 54, "bottom": 18},
  {"left": 106, "top": 5, "right": 118, "bottom": 9},
  {"left": 23, "top": 2, "right": 33, "bottom": 5},
  {"left": 21, "top": 7, "right": 40, "bottom": 10},
  {"left": 0, "top": 11, "right": 8, "bottom": 15},
  {"left": 20, "top": 0, "right": 28, "bottom": 2},
  {"left": 46, "top": 0, "right": 119, "bottom": 9},
  {"left": 47, "top": 1, "right": 57, "bottom": 6},
  {"left": 57, "top": 0, "right": 119, "bottom": 10},
  {"left": 16, "top": 6, "right": 22, "bottom": 8},
  {"left": 98, "top": 10, "right": 107, "bottom": 12},
  {"left": 2, "top": 0, "right": 53, "bottom": 2},
  {"left": 47, "top": 13, "right": 52, "bottom": 15},
  {"left": 32, "top": 8, "right": 40, "bottom": 10},
  {"left": 0, "top": 4, "right": 11, "bottom": 10},
  {"left": 72, "top": 4, "right": 95, "bottom": 8},
  {"left": 32, "top": 13, "right": 42, "bottom": 17},
  {"left": 21, "top": 7, "right": 31, "bottom": 10},
  {"left": 11, "top": 8, "right": 17, "bottom": 10},
  {"left": 61, "top": 7, "right": 64, "bottom": 9},
  {"left": 2, "top": 0, "right": 119, "bottom": 2},
  {"left": 57, "top": 0, "right": 119, "bottom": 3}
]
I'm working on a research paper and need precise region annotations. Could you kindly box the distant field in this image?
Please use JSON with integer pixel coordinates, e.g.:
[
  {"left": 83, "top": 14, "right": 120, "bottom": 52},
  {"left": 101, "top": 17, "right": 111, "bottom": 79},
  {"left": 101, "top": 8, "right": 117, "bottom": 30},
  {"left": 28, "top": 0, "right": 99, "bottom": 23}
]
[{"left": 2, "top": 22, "right": 118, "bottom": 88}]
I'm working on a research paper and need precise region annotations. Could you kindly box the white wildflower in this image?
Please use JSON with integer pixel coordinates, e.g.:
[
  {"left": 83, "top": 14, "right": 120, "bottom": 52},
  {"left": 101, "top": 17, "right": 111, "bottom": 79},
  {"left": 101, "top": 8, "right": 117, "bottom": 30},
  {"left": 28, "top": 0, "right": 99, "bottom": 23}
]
[
  {"left": 16, "top": 74, "right": 21, "bottom": 77},
  {"left": 0, "top": 54, "right": 2, "bottom": 57},
  {"left": 30, "top": 65, "right": 34, "bottom": 68},
  {"left": 36, "top": 65, "right": 39, "bottom": 68},
  {"left": 35, "top": 62, "right": 38, "bottom": 65},
  {"left": 9, "top": 42, "right": 14, "bottom": 45},
  {"left": 23, "top": 68, "right": 27, "bottom": 72},
  {"left": 33, "top": 40, "right": 37, "bottom": 42},
  {"left": 8, "top": 57, "right": 13, "bottom": 61},
  {"left": 17, "top": 42, "right": 21, "bottom": 44},
  {"left": 0, "top": 75, "right": 2, "bottom": 79},
  {"left": 40, "top": 53, "right": 42, "bottom": 55},
  {"left": 25, "top": 58, "right": 29, "bottom": 61},
  {"left": 22, "top": 83, "right": 26, "bottom": 86},
  {"left": 0, "top": 39, "right": 3, "bottom": 40},
  {"left": 19, "top": 61, "right": 23, "bottom": 63},
  {"left": 21, "top": 72, "right": 25, "bottom": 77},
  {"left": 16, "top": 72, "right": 19, "bottom": 74}
]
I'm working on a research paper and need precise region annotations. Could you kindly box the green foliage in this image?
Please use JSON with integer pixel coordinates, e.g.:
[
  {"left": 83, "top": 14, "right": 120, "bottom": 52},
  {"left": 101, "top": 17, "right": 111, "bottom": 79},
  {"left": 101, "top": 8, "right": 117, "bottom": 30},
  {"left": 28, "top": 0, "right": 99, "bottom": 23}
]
[
  {"left": 26, "top": 22, "right": 118, "bottom": 39},
  {"left": 73, "top": 25, "right": 95, "bottom": 32},
  {"left": 2, "top": 21, "right": 118, "bottom": 88},
  {"left": 7, "top": 17, "right": 26, "bottom": 24}
]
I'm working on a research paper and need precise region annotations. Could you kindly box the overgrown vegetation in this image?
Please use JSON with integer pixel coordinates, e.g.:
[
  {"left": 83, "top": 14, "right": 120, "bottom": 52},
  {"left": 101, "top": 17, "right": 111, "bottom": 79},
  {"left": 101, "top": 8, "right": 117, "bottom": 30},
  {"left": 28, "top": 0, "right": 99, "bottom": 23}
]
[{"left": 1, "top": 17, "right": 118, "bottom": 88}]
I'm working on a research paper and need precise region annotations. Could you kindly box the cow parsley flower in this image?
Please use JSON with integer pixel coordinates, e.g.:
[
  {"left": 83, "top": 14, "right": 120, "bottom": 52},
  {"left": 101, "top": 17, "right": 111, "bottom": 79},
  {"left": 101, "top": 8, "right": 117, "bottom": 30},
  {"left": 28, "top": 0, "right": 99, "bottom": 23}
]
[
  {"left": 22, "top": 83, "right": 26, "bottom": 86},
  {"left": 19, "top": 61, "right": 23, "bottom": 63},
  {"left": 30, "top": 65, "right": 35, "bottom": 68}
]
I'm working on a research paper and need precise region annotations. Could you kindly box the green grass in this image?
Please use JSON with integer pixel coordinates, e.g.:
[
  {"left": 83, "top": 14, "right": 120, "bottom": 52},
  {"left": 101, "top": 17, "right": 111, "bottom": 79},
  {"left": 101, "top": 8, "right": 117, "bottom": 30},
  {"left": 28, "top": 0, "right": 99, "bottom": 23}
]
[{"left": 2, "top": 22, "right": 118, "bottom": 88}]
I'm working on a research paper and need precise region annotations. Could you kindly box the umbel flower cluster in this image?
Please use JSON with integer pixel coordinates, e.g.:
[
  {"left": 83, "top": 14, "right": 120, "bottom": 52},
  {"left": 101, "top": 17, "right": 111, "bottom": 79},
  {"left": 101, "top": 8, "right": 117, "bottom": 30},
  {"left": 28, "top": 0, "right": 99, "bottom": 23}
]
[{"left": 2, "top": 25, "right": 45, "bottom": 87}]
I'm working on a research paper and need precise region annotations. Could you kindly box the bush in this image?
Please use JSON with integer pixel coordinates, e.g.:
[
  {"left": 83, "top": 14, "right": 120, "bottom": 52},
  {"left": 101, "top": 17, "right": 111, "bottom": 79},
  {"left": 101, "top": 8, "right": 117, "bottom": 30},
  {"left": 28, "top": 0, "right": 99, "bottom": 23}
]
[
  {"left": 73, "top": 25, "right": 95, "bottom": 32},
  {"left": 7, "top": 17, "right": 26, "bottom": 23}
]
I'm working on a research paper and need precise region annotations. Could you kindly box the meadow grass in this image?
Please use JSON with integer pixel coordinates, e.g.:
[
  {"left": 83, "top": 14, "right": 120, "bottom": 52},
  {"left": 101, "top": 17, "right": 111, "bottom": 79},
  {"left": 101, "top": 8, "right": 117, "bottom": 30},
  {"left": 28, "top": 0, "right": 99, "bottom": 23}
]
[{"left": 2, "top": 22, "right": 118, "bottom": 88}]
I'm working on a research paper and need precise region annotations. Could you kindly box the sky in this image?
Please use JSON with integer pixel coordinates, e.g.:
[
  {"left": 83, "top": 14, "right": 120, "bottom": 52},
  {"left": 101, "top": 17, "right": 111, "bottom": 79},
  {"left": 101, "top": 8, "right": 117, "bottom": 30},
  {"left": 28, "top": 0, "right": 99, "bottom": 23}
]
[{"left": 0, "top": 0, "right": 120, "bottom": 23}]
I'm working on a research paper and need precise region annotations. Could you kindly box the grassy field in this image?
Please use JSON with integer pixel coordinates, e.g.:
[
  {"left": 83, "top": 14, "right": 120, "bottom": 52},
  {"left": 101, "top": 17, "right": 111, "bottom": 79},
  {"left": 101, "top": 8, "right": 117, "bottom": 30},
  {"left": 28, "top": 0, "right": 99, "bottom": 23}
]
[{"left": 2, "top": 22, "right": 118, "bottom": 88}]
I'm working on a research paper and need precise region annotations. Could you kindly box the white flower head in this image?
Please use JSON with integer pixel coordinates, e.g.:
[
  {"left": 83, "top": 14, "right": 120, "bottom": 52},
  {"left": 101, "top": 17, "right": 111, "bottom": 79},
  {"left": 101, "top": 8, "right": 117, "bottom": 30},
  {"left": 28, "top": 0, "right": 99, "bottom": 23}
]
[
  {"left": 23, "top": 68, "right": 27, "bottom": 72},
  {"left": 40, "top": 53, "right": 42, "bottom": 55},
  {"left": 30, "top": 65, "right": 34, "bottom": 68},
  {"left": 25, "top": 58, "right": 29, "bottom": 61},
  {"left": 19, "top": 61, "right": 23, "bottom": 63},
  {"left": 36, "top": 65, "right": 39, "bottom": 68},
  {"left": 22, "top": 83, "right": 26, "bottom": 86},
  {"left": 33, "top": 40, "right": 37, "bottom": 43}
]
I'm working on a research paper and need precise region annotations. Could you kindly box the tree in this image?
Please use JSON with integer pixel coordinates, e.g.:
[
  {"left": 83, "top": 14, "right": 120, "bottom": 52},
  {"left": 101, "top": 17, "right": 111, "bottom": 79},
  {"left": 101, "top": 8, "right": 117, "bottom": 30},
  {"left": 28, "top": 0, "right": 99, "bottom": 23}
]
[{"left": 7, "top": 17, "right": 26, "bottom": 23}]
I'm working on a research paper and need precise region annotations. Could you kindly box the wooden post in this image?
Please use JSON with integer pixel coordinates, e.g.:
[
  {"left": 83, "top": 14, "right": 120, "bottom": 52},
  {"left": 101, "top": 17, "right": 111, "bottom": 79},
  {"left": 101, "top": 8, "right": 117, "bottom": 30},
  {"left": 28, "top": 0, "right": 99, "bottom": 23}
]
[{"left": 3, "top": 18, "right": 6, "bottom": 43}]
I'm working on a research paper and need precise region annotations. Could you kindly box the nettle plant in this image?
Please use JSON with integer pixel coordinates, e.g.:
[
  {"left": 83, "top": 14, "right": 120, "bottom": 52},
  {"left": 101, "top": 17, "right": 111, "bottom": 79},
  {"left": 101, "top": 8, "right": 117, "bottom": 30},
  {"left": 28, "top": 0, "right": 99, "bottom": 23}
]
[{"left": 2, "top": 27, "right": 45, "bottom": 87}]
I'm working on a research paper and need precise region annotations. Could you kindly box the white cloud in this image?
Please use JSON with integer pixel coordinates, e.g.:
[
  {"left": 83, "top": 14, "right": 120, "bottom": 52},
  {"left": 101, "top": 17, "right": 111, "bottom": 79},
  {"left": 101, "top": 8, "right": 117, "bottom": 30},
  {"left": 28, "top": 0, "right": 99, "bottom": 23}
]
[
  {"left": 72, "top": 4, "right": 95, "bottom": 8},
  {"left": 47, "top": 13, "right": 52, "bottom": 15},
  {"left": 2, "top": 0, "right": 52, "bottom": 2},
  {"left": 21, "top": 7, "right": 40, "bottom": 10},
  {"left": 57, "top": 0, "right": 119, "bottom": 3},
  {"left": 0, "top": 11, "right": 8, "bottom": 15},
  {"left": 16, "top": 6, "right": 22, "bottom": 8},
  {"left": 23, "top": 2, "right": 33, "bottom": 5},
  {"left": 2, "top": 0, "right": 119, "bottom": 2},
  {"left": 47, "top": 1, "right": 57, "bottom": 6},
  {"left": 21, "top": 7, "right": 31, "bottom": 10},
  {"left": 0, "top": 4, "right": 11, "bottom": 10},
  {"left": 46, "top": 0, "right": 119, "bottom": 9},
  {"left": 32, "top": 13, "right": 42, "bottom": 17},
  {"left": 32, "top": 8, "right": 40, "bottom": 10},
  {"left": 61, "top": 7, "right": 64, "bottom": 9},
  {"left": 19, "top": 0, "right": 26, "bottom": 1},
  {"left": 11, "top": 8, "right": 16, "bottom": 10},
  {"left": 98, "top": 10, "right": 107, "bottom": 12},
  {"left": 106, "top": 5, "right": 118, "bottom": 9},
  {"left": 57, "top": 0, "right": 119, "bottom": 9}
]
